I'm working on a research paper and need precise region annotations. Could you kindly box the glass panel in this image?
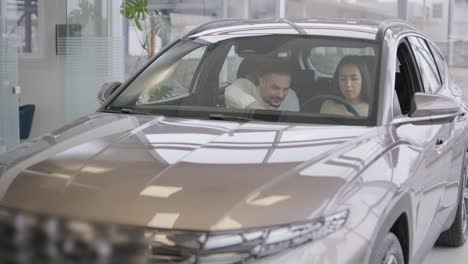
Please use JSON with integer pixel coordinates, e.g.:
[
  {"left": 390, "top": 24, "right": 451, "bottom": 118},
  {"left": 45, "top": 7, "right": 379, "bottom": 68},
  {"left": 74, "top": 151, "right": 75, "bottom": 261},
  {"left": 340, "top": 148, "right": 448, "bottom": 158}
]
[
  {"left": 249, "top": 0, "right": 276, "bottom": 18},
  {"left": 408, "top": 36, "right": 441, "bottom": 93},
  {"left": 136, "top": 46, "right": 207, "bottom": 104},
  {"left": 58, "top": 36, "right": 125, "bottom": 121},
  {"left": 108, "top": 36, "right": 380, "bottom": 126},
  {"left": 125, "top": 0, "right": 227, "bottom": 76},
  {"left": 61, "top": 0, "right": 125, "bottom": 122},
  {"left": 287, "top": 0, "right": 398, "bottom": 20},
  {"left": 113, "top": 41, "right": 205, "bottom": 106},
  {"left": 310, "top": 47, "right": 376, "bottom": 76},
  {"left": 13, "top": 0, "right": 39, "bottom": 55},
  {"left": 428, "top": 41, "right": 447, "bottom": 83},
  {"left": 219, "top": 46, "right": 243, "bottom": 85},
  {"left": 0, "top": 0, "right": 20, "bottom": 149}
]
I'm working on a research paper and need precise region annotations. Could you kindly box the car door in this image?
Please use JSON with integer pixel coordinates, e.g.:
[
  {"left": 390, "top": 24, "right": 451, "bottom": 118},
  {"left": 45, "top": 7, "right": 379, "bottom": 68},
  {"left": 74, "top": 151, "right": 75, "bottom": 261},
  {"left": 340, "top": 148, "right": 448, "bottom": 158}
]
[
  {"left": 425, "top": 39, "right": 468, "bottom": 209},
  {"left": 392, "top": 37, "right": 453, "bottom": 251},
  {"left": 408, "top": 36, "right": 461, "bottom": 209}
]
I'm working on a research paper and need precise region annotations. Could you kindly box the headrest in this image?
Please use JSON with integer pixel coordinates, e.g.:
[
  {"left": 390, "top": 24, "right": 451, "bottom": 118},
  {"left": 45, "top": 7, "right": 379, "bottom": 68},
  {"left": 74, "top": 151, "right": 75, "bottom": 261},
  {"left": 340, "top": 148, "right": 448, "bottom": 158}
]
[{"left": 237, "top": 57, "right": 292, "bottom": 78}]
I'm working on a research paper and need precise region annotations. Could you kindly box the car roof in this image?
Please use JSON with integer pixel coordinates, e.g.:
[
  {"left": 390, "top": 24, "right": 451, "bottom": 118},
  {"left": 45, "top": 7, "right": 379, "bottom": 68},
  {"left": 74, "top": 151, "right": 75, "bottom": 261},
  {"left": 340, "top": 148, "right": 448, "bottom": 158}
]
[{"left": 184, "top": 18, "right": 417, "bottom": 42}]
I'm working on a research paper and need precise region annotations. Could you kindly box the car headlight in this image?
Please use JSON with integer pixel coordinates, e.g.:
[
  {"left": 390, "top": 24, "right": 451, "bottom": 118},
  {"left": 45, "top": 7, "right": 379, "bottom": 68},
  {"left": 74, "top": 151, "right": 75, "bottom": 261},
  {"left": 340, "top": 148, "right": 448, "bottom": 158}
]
[
  {"left": 197, "top": 209, "right": 349, "bottom": 263},
  {"left": 0, "top": 207, "right": 348, "bottom": 264}
]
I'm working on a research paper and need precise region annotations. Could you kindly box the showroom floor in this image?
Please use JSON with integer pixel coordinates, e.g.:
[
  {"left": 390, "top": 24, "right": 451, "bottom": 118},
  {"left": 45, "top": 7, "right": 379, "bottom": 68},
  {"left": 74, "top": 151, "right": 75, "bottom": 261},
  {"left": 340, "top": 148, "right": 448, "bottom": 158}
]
[
  {"left": 424, "top": 243, "right": 468, "bottom": 263},
  {"left": 422, "top": 67, "right": 468, "bottom": 264}
]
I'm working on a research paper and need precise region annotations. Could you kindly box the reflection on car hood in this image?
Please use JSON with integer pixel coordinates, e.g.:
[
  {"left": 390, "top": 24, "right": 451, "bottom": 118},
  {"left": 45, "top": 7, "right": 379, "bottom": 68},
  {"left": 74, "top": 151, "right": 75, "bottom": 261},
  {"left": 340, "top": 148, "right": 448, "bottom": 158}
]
[{"left": 0, "top": 113, "right": 379, "bottom": 231}]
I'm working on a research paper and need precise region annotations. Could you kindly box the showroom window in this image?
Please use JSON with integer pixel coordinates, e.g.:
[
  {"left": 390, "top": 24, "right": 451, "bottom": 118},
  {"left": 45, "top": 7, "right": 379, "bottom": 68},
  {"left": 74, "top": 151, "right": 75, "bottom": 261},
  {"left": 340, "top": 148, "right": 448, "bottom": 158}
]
[
  {"left": 11, "top": 0, "right": 41, "bottom": 56},
  {"left": 432, "top": 3, "right": 443, "bottom": 19}
]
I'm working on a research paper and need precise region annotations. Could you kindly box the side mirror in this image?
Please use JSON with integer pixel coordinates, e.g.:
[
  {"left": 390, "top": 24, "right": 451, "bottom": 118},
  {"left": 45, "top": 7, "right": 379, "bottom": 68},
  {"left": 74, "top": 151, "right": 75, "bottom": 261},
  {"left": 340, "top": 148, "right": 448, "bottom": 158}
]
[
  {"left": 97, "top": 82, "right": 121, "bottom": 104},
  {"left": 392, "top": 93, "right": 460, "bottom": 125}
]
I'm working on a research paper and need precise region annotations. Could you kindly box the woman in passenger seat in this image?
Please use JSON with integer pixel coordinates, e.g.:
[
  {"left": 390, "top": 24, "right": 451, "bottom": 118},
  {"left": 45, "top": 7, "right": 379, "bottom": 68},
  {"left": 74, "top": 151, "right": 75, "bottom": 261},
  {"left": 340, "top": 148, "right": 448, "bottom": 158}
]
[{"left": 320, "top": 56, "right": 371, "bottom": 116}]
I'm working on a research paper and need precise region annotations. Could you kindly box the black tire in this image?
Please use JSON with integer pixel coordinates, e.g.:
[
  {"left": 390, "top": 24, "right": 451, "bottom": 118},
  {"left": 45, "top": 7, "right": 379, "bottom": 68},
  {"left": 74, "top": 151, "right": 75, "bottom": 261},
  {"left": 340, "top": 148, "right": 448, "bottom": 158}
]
[
  {"left": 436, "top": 160, "right": 468, "bottom": 247},
  {"left": 370, "top": 233, "right": 405, "bottom": 264}
]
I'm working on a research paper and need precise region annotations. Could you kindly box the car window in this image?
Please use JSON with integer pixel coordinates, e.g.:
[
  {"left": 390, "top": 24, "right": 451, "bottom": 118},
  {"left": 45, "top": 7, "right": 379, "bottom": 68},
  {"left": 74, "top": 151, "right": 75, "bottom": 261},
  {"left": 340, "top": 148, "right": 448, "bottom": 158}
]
[
  {"left": 408, "top": 36, "right": 441, "bottom": 93},
  {"left": 394, "top": 39, "right": 424, "bottom": 115},
  {"left": 109, "top": 36, "right": 380, "bottom": 126},
  {"left": 219, "top": 46, "right": 243, "bottom": 85},
  {"left": 309, "top": 47, "right": 375, "bottom": 75},
  {"left": 428, "top": 42, "right": 446, "bottom": 84},
  {"left": 118, "top": 43, "right": 207, "bottom": 105}
]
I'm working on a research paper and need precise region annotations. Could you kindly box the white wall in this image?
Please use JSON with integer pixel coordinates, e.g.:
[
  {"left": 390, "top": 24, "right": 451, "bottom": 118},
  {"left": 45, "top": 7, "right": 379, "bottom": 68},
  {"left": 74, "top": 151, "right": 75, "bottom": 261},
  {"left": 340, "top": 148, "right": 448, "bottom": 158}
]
[{"left": 18, "top": 0, "right": 66, "bottom": 137}]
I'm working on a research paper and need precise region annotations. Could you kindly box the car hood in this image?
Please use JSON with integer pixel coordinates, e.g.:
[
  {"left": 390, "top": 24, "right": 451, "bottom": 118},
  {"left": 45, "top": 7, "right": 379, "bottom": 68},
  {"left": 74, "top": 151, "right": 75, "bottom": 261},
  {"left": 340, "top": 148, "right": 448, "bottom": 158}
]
[{"left": 0, "top": 113, "right": 378, "bottom": 231}]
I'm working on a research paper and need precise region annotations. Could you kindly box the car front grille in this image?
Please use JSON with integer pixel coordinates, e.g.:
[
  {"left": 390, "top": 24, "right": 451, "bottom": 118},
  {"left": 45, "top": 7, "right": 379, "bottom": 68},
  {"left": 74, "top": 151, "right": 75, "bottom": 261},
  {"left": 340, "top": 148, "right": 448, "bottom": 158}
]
[
  {"left": 0, "top": 207, "right": 348, "bottom": 264},
  {"left": 0, "top": 207, "right": 205, "bottom": 264}
]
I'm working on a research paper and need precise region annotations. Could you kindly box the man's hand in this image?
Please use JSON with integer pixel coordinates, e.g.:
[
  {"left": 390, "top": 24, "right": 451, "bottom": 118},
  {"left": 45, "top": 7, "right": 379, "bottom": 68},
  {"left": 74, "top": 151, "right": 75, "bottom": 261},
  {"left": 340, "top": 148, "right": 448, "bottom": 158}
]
[{"left": 246, "top": 102, "right": 266, "bottom": 110}]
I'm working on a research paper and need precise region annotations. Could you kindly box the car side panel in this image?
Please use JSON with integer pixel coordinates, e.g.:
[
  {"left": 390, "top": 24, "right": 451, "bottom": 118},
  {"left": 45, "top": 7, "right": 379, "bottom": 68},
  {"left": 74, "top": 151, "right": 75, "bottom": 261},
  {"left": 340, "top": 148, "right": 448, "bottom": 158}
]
[
  {"left": 391, "top": 123, "right": 451, "bottom": 248},
  {"left": 435, "top": 70, "right": 468, "bottom": 214},
  {"left": 438, "top": 104, "right": 467, "bottom": 213},
  {"left": 365, "top": 192, "right": 414, "bottom": 264}
]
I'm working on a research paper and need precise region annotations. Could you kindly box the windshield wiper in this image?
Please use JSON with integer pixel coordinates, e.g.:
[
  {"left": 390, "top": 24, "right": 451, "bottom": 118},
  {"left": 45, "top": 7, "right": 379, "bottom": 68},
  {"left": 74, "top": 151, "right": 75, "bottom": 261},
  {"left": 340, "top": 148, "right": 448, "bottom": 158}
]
[
  {"left": 119, "top": 108, "right": 150, "bottom": 115},
  {"left": 208, "top": 113, "right": 254, "bottom": 122}
]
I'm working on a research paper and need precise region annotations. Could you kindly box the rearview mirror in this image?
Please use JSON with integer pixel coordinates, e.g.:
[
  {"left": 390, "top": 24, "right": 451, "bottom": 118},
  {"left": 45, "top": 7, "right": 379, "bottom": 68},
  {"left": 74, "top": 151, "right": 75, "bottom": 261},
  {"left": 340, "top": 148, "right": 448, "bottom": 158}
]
[
  {"left": 97, "top": 82, "right": 121, "bottom": 104},
  {"left": 392, "top": 93, "right": 460, "bottom": 125}
]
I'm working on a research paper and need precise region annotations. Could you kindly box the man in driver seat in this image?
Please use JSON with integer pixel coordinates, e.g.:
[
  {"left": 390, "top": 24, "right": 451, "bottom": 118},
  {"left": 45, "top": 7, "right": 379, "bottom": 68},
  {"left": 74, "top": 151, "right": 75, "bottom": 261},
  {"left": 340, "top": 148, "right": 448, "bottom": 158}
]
[{"left": 224, "top": 61, "right": 300, "bottom": 111}]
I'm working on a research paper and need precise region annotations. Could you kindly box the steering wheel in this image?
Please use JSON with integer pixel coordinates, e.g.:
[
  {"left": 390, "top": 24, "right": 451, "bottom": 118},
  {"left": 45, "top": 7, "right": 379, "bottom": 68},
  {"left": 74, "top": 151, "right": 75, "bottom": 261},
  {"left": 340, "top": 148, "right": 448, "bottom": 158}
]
[{"left": 302, "top": 94, "right": 361, "bottom": 116}]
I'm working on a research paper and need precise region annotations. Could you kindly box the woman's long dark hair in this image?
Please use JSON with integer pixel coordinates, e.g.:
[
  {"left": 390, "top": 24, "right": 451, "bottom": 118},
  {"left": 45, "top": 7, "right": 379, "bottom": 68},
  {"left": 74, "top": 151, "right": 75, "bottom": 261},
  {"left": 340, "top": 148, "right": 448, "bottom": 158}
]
[{"left": 332, "top": 55, "right": 373, "bottom": 102}]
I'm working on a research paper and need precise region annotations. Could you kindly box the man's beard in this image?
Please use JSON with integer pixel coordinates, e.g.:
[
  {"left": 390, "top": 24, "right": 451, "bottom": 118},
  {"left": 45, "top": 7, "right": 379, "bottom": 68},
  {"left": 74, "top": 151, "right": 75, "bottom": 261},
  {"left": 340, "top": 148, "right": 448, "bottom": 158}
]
[{"left": 265, "top": 97, "right": 283, "bottom": 107}]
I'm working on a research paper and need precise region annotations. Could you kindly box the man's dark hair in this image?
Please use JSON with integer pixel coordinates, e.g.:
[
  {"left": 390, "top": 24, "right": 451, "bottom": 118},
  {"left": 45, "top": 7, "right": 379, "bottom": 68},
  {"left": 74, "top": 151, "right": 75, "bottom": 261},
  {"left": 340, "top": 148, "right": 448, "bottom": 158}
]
[
  {"left": 258, "top": 59, "right": 292, "bottom": 78},
  {"left": 237, "top": 58, "right": 260, "bottom": 79}
]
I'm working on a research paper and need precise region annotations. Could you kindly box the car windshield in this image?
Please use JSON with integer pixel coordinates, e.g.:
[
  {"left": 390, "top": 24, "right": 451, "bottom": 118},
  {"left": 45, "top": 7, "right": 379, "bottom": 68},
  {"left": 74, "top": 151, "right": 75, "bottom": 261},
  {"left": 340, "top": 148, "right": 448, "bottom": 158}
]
[{"left": 107, "top": 35, "right": 380, "bottom": 126}]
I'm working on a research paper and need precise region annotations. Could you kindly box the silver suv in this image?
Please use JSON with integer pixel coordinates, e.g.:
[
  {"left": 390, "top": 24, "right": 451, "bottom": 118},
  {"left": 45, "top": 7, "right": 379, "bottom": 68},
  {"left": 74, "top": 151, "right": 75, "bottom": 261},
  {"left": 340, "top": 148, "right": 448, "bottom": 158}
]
[{"left": 0, "top": 18, "right": 467, "bottom": 264}]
